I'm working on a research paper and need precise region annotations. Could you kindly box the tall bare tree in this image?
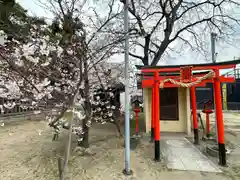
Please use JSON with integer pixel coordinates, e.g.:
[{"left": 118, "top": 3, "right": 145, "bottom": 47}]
[{"left": 117, "top": 0, "right": 240, "bottom": 65}]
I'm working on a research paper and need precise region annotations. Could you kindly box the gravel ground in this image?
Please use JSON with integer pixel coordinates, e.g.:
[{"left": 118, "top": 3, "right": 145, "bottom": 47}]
[{"left": 0, "top": 120, "right": 238, "bottom": 180}]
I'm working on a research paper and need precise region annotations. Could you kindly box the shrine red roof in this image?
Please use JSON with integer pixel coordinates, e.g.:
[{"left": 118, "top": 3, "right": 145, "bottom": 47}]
[
  {"left": 136, "top": 70, "right": 210, "bottom": 77},
  {"left": 136, "top": 59, "right": 240, "bottom": 71},
  {"left": 136, "top": 60, "right": 239, "bottom": 88}
]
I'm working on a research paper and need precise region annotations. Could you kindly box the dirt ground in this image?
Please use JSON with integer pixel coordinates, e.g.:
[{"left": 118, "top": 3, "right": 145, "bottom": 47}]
[{"left": 0, "top": 119, "right": 239, "bottom": 180}]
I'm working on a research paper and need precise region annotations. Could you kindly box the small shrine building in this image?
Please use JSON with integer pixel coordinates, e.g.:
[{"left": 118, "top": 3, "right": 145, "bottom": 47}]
[{"left": 136, "top": 59, "right": 240, "bottom": 165}]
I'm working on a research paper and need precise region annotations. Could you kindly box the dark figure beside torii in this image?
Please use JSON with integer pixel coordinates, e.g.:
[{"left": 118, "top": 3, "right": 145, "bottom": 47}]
[{"left": 136, "top": 59, "right": 240, "bottom": 166}]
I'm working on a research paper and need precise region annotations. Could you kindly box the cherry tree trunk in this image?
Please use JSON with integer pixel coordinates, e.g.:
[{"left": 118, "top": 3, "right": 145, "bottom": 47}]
[
  {"left": 79, "top": 56, "right": 91, "bottom": 149},
  {"left": 81, "top": 118, "right": 90, "bottom": 148}
]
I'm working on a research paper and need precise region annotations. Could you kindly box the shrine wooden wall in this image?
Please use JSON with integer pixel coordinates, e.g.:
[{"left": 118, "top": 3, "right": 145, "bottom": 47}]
[{"left": 143, "top": 87, "right": 191, "bottom": 134}]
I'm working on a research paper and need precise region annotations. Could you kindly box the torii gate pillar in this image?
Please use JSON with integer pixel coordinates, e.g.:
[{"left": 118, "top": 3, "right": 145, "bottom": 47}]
[{"left": 214, "top": 69, "right": 226, "bottom": 166}]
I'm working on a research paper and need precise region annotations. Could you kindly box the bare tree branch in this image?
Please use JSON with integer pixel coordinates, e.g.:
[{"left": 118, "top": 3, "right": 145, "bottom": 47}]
[{"left": 120, "top": 0, "right": 240, "bottom": 66}]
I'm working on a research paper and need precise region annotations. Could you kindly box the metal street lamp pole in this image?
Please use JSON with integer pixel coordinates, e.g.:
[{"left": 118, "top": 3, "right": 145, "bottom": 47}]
[
  {"left": 211, "top": 32, "right": 218, "bottom": 142},
  {"left": 211, "top": 32, "right": 217, "bottom": 63},
  {"left": 122, "top": 0, "right": 132, "bottom": 175}
]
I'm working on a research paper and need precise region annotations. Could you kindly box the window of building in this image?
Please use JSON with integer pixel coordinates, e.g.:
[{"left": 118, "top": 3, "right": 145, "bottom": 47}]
[{"left": 159, "top": 88, "right": 179, "bottom": 120}]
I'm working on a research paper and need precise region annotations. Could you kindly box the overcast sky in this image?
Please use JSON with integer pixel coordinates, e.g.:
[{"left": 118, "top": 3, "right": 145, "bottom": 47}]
[
  {"left": 17, "top": 0, "right": 52, "bottom": 19},
  {"left": 16, "top": 0, "right": 240, "bottom": 74}
]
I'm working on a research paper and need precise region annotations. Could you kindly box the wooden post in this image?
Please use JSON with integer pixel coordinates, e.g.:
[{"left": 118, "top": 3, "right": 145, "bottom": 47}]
[
  {"left": 134, "top": 108, "right": 140, "bottom": 135},
  {"left": 190, "top": 87, "right": 199, "bottom": 144},
  {"left": 151, "top": 87, "right": 155, "bottom": 142},
  {"left": 206, "top": 112, "right": 210, "bottom": 138},
  {"left": 154, "top": 72, "right": 160, "bottom": 161},
  {"left": 214, "top": 69, "right": 226, "bottom": 166},
  {"left": 222, "top": 83, "right": 227, "bottom": 110}
]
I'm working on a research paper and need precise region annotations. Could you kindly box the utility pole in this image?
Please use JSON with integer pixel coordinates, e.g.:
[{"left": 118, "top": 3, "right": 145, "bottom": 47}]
[
  {"left": 122, "top": 0, "right": 132, "bottom": 176},
  {"left": 211, "top": 32, "right": 218, "bottom": 142},
  {"left": 211, "top": 33, "right": 217, "bottom": 63}
]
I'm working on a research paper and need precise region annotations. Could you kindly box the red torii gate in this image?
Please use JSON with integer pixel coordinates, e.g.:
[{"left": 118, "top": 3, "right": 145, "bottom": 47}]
[{"left": 137, "top": 60, "right": 240, "bottom": 166}]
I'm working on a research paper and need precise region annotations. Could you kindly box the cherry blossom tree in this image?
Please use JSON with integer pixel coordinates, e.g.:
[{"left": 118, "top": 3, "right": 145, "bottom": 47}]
[
  {"left": 39, "top": 0, "right": 127, "bottom": 145},
  {"left": 0, "top": 1, "right": 127, "bottom": 179},
  {"left": 0, "top": 11, "right": 123, "bottom": 180},
  {"left": 0, "top": 0, "right": 127, "bottom": 145}
]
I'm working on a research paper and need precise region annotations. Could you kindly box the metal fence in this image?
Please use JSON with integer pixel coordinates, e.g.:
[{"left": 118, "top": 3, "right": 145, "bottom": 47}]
[
  {"left": 0, "top": 109, "right": 57, "bottom": 121},
  {"left": 0, "top": 97, "right": 56, "bottom": 119}
]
